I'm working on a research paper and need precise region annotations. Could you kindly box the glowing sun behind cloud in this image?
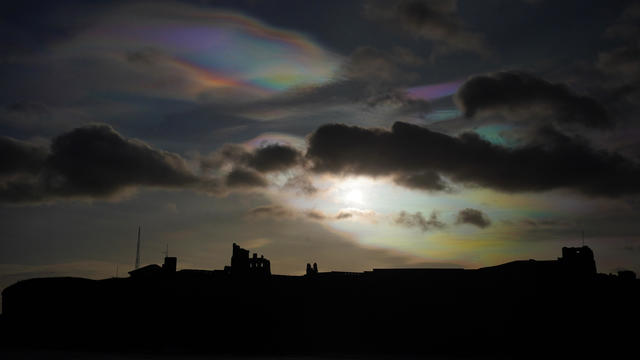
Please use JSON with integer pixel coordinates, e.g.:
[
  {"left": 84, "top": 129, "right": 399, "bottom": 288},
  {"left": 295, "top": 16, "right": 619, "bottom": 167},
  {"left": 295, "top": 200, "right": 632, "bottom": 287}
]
[{"left": 345, "top": 189, "right": 363, "bottom": 205}]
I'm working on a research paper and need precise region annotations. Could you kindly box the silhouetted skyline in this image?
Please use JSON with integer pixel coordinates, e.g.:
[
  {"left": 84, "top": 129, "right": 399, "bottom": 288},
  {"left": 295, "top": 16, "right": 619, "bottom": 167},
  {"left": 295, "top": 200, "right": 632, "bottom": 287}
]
[{"left": 2, "top": 243, "right": 638, "bottom": 357}]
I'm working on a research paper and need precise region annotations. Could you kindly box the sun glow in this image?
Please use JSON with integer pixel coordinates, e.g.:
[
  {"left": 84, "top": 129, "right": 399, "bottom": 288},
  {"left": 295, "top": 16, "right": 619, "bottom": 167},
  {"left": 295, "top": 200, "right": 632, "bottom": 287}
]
[
  {"left": 345, "top": 189, "right": 364, "bottom": 205},
  {"left": 333, "top": 177, "right": 375, "bottom": 207}
]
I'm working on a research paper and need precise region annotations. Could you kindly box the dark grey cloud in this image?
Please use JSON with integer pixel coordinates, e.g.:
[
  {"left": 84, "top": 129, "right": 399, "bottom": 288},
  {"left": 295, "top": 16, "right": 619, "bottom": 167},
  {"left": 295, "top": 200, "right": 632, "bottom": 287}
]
[
  {"left": 597, "top": 45, "right": 640, "bottom": 79},
  {"left": 455, "top": 71, "right": 612, "bottom": 129},
  {"left": 247, "top": 205, "right": 294, "bottom": 219},
  {"left": 0, "top": 124, "right": 202, "bottom": 203},
  {"left": 283, "top": 174, "right": 318, "bottom": 196},
  {"left": 0, "top": 124, "right": 278, "bottom": 203},
  {"left": 306, "top": 121, "right": 640, "bottom": 197},
  {"left": 339, "top": 46, "right": 420, "bottom": 85},
  {"left": 201, "top": 143, "right": 302, "bottom": 174},
  {"left": 335, "top": 212, "right": 353, "bottom": 220},
  {"left": 455, "top": 208, "right": 491, "bottom": 228},
  {"left": 364, "top": 0, "right": 488, "bottom": 56},
  {"left": 394, "top": 211, "right": 445, "bottom": 232},
  {"left": 515, "top": 218, "right": 573, "bottom": 228},
  {"left": 596, "top": 3, "right": 640, "bottom": 105},
  {"left": 225, "top": 168, "right": 268, "bottom": 188},
  {"left": 248, "top": 145, "right": 302, "bottom": 172},
  {"left": 0, "top": 136, "right": 47, "bottom": 175},
  {"left": 603, "top": 2, "right": 640, "bottom": 41},
  {"left": 247, "top": 205, "right": 325, "bottom": 221},
  {"left": 393, "top": 170, "right": 450, "bottom": 191},
  {"left": 304, "top": 210, "right": 327, "bottom": 221},
  {"left": 335, "top": 208, "right": 376, "bottom": 220},
  {"left": 46, "top": 125, "right": 198, "bottom": 195},
  {"left": 247, "top": 205, "right": 375, "bottom": 222}
]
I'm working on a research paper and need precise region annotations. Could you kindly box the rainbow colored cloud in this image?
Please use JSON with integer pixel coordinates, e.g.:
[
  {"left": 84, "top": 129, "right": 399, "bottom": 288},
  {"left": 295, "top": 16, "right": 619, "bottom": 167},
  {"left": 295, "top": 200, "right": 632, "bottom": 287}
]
[{"left": 62, "top": 4, "right": 341, "bottom": 99}]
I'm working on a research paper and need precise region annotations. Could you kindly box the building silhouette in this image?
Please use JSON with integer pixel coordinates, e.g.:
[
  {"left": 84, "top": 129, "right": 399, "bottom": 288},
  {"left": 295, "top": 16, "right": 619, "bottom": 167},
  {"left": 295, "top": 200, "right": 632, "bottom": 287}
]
[
  {"left": 1, "top": 244, "right": 638, "bottom": 357},
  {"left": 224, "top": 243, "right": 270, "bottom": 276}
]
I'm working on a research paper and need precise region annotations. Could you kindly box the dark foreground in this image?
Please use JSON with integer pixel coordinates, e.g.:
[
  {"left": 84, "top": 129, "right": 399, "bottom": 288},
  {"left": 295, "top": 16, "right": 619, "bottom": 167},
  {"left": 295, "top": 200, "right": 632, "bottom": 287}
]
[{"left": 1, "top": 245, "right": 639, "bottom": 358}]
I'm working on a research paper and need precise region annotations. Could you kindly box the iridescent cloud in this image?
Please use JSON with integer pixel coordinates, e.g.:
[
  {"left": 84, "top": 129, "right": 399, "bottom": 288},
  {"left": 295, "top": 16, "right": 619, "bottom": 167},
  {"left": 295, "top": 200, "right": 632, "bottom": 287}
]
[
  {"left": 406, "top": 79, "right": 464, "bottom": 101},
  {"left": 244, "top": 132, "right": 307, "bottom": 151},
  {"left": 61, "top": 4, "right": 341, "bottom": 99}
]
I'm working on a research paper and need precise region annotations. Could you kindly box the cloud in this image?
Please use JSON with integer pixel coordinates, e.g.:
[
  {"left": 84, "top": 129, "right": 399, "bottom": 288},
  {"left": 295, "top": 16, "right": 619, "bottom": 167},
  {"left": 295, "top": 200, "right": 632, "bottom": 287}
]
[
  {"left": 393, "top": 170, "right": 450, "bottom": 191},
  {"left": 0, "top": 136, "right": 48, "bottom": 176},
  {"left": 0, "top": 124, "right": 202, "bottom": 203},
  {"left": 335, "top": 208, "right": 377, "bottom": 221},
  {"left": 247, "top": 205, "right": 376, "bottom": 222},
  {"left": 282, "top": 174, "right": 318, "bottom": 196},
  {"left": 364, "top": 0, "right": 488, "bottom": 56},
  {"left": 0, "top": 124, "right": 279, "bottom": 203},
  {"left": 455, "top": 71, "right": 612, "bottom": 129},
  {"left": 394, "top": 211, "right": 445, "bottom": 232},
  {"left": 306, "top": 121, "right": 640, "bottom": 197},
  {"left": 219, "top": 46, "right": 426, "bottom": 121},
  {"left": 514, "top": 218, "right": 573, "bottom": 228},
  {"left": 247, "top": 205, "right": 328, "bottom": 221},
  {"left": 247, "top": 145, "right": 302, "bottom": 172},
  {"left": 304, "top": 210, "right": 327, "bottom": 221},
  {"left": 200, "top": 143, "right": 302, "bottom": 174},
  {"left": 339, "top": 46, "right": 420, "bottom": 85},
  {"left": 247, "top": 205, "right": 294, "bottom": 219},
  {"left": 335, "top": 212, "right": 353, "bottom": 220},
  {"left": 597, "top": 45, "right": 640, "bottom": 79},
  {"left": 596, "top": 3, "right": 640, "bottom": 105},
  {"left": 224, "top": 168, "right": 268, "bottom": 188},
  {"left": 455, "top": 208, "right": 491, "bottom": 228},
  {"left": 603, "top": 2, "right": 640, "bottom": 41}
]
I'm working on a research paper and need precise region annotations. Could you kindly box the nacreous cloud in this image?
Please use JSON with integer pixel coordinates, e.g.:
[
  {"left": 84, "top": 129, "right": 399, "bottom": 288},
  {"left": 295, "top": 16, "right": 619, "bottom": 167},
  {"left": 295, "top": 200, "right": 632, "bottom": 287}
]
[
  {"left": 306, "top": 121, "right": 640, "bottom": 197},
  {"left": 455, "top": 71, "right": 612, "bottom": 129}
]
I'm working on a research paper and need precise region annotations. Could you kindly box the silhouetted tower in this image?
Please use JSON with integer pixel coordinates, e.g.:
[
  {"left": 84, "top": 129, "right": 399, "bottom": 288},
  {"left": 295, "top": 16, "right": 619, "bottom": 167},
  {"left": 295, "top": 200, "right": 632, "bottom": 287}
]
[
  {"left": 559, "top": 246, "right": 597, "bottom": 277},
  {"left": 163, "top": 256, "right": 177, "bottom": 273},
  {"left": 135, "top": 226, "right": 141, "bottom": 270},
  {"left": 306, "top": 262, "right": 319, "bottom": 276},
  {"left": 231, "top": 243, "right": 250, "bottom": 276}
]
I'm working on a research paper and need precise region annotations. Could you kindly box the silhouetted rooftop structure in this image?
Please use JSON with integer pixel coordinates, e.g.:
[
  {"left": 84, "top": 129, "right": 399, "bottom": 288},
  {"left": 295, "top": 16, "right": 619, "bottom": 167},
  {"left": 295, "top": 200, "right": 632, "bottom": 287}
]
[
  {"left": 225, "top": 243, "right": 270, "bottom": 277},
  {"left": 128, "top": 264, "right": 161, "bottom": 278},
  {"left": 162, "top": 256, "right": 177, "bottom": 273}
]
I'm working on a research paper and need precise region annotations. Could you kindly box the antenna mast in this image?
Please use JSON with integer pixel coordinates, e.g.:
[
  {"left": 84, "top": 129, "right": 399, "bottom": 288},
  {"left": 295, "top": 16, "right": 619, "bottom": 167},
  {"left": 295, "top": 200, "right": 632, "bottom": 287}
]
[
  {"left": 582, "top": 230, "right": 585, "bottom": 247},
  {"left": 162, "top": 244, "right": 169, "bottom": 258},
  {"left": 135, "top": 226, "right": 141, "bottom": 269}
]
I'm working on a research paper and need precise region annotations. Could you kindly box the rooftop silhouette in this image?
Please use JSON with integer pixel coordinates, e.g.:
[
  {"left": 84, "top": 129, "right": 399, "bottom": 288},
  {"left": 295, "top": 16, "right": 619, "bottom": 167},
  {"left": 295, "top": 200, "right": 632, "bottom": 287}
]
[{"left": 1, "top": 243, "right": 638, "bottom": 357}]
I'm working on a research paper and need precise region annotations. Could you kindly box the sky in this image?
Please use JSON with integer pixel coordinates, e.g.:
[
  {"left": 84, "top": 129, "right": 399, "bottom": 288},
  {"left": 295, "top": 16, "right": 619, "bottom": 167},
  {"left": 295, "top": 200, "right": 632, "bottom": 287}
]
[{"left": 1, "top": 0, "right": 640, "bottom": 293}]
